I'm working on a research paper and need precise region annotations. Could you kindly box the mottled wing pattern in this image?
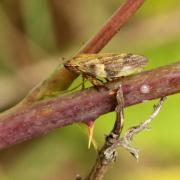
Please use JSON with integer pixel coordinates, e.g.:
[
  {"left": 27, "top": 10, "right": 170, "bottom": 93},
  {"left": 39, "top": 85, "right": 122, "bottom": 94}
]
[
  {"left": 101, "top": 53, "right": 148, "bottom": 78},
  {"left": 69, "top": 53, "right": 147, "bottom": 78}
]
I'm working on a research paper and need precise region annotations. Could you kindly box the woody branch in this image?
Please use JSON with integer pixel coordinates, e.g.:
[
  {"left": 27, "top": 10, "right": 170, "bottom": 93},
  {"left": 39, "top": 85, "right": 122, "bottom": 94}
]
[{"left": 0, "top": 62, "right": 179, "bottom": 150}]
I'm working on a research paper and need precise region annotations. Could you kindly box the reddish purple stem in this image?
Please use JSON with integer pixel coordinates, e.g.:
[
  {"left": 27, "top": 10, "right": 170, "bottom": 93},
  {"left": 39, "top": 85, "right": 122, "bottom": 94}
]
[
  {"left": 80, "top": 0, "right": 145, "bottom": 53},
  {"left": 0, "top": 62, "right": 179, "bottom": 150}
]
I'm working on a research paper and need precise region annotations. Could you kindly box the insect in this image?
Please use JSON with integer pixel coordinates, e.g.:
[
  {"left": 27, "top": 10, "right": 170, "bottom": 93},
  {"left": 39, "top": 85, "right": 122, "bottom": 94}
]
[
  {"left": 64, "top": 53, "right": 148, "bottom": 148},
  {"left": 64, "top": 53, "right": 148, "bottom": 87}
]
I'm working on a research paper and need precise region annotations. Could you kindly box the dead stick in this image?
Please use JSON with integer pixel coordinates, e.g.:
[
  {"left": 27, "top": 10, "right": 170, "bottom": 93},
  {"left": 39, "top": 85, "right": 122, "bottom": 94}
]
[{"left": 85, "top": 97, "right": 166, "bottom": 180}]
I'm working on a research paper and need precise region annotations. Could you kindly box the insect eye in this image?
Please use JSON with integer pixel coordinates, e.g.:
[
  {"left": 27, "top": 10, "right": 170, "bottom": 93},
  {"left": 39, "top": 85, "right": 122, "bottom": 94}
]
[{"left": 64, "top": 64, "right": 69, "bottom": 68}]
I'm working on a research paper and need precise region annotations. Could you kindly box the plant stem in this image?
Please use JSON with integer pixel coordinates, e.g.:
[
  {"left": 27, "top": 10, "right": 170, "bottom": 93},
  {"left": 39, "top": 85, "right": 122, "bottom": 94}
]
[
  {"left": 22, "top": 0, "right": 145, "bottom": 103},
  {"left": 0, "top": 62, "right": 179, "bottom": 150}
]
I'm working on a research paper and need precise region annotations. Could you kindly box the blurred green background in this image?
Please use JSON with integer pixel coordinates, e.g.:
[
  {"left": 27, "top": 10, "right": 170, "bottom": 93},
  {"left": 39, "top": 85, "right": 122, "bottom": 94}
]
[{"left": 0, "top": 0, "right": 180, "bottom": 179}]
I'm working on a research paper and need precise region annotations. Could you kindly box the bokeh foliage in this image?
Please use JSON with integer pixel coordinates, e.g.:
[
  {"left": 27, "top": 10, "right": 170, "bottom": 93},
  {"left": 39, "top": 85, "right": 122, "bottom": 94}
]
[{"left": 0, "top": 0, "right": 180, "bottom": 180}]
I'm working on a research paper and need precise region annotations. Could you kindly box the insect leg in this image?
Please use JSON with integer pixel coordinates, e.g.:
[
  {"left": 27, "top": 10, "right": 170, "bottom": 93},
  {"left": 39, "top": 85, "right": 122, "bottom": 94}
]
[
  {"left": 81, "top": 75, "right": 103, "bottom": 90},
  {"left": 105, "top": 78, "right": 111, "bottom": 82},
  {"left": 82, "top": 75, "right": 85, "bottom": 89},
  {"left": 84, "top": 75, "right": 104, "bottom": 87}
]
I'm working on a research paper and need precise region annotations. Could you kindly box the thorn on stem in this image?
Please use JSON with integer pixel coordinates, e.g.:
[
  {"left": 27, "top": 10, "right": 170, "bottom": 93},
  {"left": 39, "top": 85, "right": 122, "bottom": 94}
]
[{"left": 87, "top": 121, "right": 97, "bottom": 149}]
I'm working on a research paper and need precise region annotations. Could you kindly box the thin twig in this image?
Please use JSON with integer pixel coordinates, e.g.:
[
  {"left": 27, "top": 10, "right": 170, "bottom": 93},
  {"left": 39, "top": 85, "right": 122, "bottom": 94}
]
[
  {"left": 112, "top": 85, "right": 124, "bottom": 136},
  {"left": 84, "top": 94, "right": 166, "bottom": 180},
  {"left": 104, "top": 97, "right": 167, "bottom": 161},
  {"left": 79, "top": 0, "right": 145, "bottom": 54},
  {"left": 84, "top": 85, "right": 125, "bottom": 180}
]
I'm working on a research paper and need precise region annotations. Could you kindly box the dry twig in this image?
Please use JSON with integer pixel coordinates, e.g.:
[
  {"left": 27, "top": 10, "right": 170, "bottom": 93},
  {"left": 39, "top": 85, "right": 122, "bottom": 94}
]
[
  {"left": 104, "top": 97, "right": 166, "bottom": 161},
  {"left": 84, "top": 95, "right": 166, "bottom": 180}
]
